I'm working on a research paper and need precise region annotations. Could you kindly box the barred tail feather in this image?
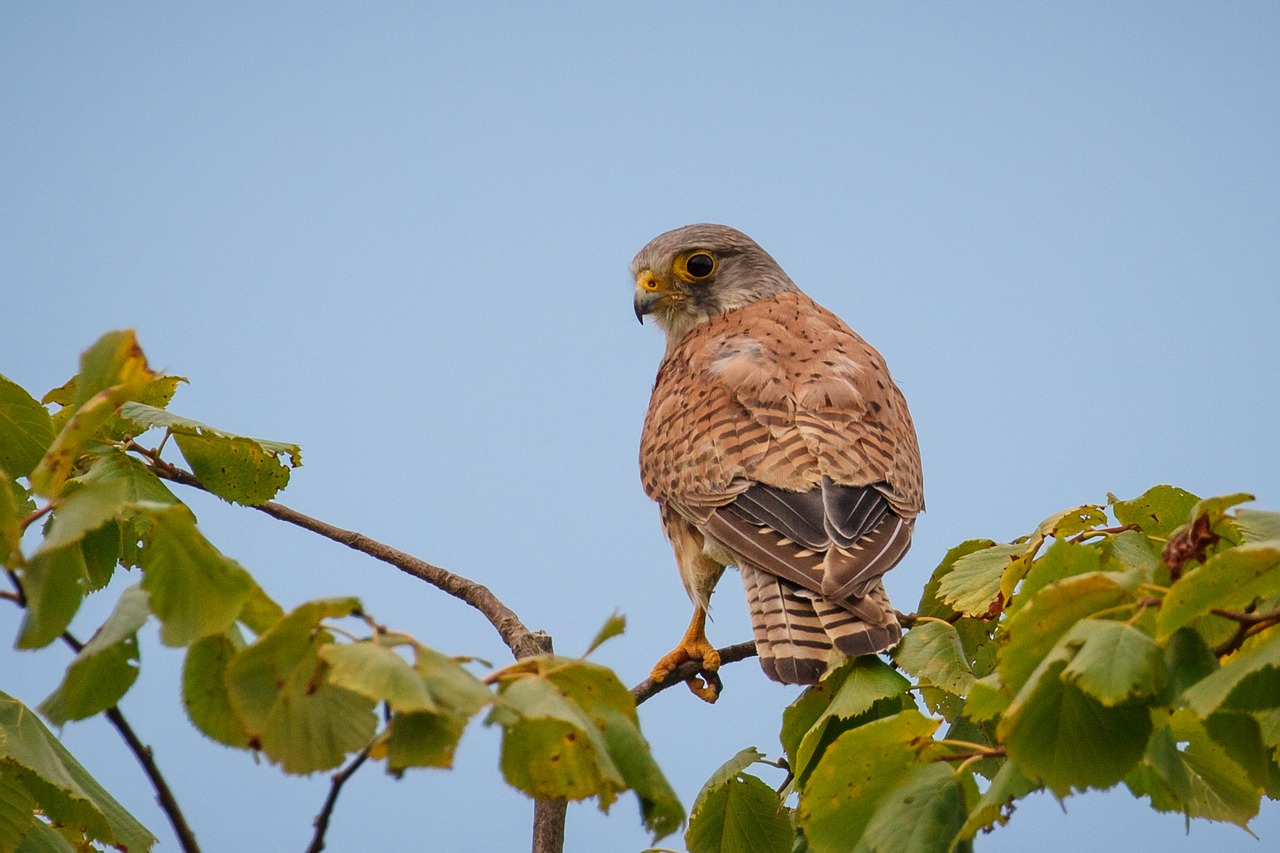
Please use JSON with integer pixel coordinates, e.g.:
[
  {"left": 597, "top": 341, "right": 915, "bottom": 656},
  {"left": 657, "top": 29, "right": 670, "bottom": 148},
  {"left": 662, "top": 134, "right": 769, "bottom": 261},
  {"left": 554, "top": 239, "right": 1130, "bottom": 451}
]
[
  {"left": 740, "top": 563, "right": 830, "bottom": 685},
  {"left": 817, "top": 577, "right": 901, "bottom": 657}
]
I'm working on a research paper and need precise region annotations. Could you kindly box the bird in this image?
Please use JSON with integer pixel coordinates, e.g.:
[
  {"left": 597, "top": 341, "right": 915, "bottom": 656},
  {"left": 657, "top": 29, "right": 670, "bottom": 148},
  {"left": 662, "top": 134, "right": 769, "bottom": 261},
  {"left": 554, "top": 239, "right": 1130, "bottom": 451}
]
[{"left": 633, "top": 223, "right": 923, "bottom": 702}]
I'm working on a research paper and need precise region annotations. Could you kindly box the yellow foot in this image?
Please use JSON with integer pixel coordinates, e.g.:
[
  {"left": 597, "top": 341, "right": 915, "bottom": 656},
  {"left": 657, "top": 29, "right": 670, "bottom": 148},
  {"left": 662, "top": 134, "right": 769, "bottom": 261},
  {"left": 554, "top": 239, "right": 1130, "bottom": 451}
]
[{"left": 650, "top": 636, "right": 723, "bottom": 703}]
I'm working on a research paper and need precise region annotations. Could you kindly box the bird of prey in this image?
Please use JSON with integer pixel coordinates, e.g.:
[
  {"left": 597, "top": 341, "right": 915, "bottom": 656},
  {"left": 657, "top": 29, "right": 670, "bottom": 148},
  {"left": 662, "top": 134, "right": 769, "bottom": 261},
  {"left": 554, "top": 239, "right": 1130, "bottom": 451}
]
[{"left": 633, "top": 223, "right": 923, "bottom": 701}]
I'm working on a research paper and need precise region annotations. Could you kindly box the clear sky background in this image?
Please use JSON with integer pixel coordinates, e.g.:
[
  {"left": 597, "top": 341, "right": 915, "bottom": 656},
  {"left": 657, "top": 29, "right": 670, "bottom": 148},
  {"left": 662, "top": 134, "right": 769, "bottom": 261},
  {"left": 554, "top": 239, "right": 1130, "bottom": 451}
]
[{"left": 3, "top": 4, "right": 1278, "bottom": 851}]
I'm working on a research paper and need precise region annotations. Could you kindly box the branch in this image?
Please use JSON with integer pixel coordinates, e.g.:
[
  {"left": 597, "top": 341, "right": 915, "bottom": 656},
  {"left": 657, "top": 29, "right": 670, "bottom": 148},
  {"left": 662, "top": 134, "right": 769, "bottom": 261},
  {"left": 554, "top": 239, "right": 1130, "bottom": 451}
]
[
  {"left": 58, "top": 633, "right": 203, "bottom": 853},
  {"left": 142, "top": 454, "right": 550, "bottom": 660},
  {"left": 137, "top": 451, "right": 567, "bottom": 851},
  {"left": 304, "top": 746, "right": 371, "bottom": 853},
  {"left": 631, "top": 641, "right": 758, "bottom": 706},
  {"left": 2, "top": 573, "right": 202, "bottom": 853}
]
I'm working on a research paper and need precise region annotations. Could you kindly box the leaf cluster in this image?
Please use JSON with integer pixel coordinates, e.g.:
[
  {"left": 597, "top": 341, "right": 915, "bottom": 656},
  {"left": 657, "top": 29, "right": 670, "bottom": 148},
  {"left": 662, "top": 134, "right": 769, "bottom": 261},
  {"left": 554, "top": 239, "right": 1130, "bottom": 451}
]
[
  {"left": 681, "top": 487, "right": 1280, "bottom": 852},
  {"left": 1, "top": 331, "right": 682, "bottom": 851}
]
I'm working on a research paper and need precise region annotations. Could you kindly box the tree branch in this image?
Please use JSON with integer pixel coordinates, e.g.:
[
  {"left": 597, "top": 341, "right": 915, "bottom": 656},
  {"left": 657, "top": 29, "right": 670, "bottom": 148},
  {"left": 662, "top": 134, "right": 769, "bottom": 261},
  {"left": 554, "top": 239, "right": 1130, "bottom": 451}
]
[
  {"left": 2, "top": 573, "right": 202, "bottom": 853},
  {"left": 140, "top": 451, "right": 569, "bottom": 851},
  {"left": 631, "top": 642, "right": 758, "bottom": 706},
  {"left": 142, "top": 455, "right": 550, "bottom": 660},
  {"left": 304, "top": 746, "right": 371, "bottom": 853},
  {"left": 58, "top": 633, "right": 203, "bottom": 853}
]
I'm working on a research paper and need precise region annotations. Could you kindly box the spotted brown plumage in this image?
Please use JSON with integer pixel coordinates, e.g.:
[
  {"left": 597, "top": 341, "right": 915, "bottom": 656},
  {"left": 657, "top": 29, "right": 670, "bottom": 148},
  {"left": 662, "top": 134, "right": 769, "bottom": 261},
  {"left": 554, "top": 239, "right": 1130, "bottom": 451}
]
[{"left": 633, "top": 223, "right": 923, "bottom": 700}]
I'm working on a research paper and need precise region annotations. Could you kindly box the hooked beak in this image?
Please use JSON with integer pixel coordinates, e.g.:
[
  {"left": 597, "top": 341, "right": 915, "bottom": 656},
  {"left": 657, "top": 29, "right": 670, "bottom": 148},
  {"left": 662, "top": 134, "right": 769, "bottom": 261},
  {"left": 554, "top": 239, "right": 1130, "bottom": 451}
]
[
  {"left": 634, "top": 270, "right": 663, "bottom": 324},
  {"left": 634, "top": 289, "right": 662, "bottom": 323}
]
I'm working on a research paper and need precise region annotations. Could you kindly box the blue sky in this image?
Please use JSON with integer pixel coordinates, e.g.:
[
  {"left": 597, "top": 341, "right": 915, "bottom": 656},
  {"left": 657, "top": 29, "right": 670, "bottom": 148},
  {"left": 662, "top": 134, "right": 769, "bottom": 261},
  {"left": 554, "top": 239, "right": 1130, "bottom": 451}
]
[{"left": 3, "top": 3, "right": 1278, "bottom": 851}]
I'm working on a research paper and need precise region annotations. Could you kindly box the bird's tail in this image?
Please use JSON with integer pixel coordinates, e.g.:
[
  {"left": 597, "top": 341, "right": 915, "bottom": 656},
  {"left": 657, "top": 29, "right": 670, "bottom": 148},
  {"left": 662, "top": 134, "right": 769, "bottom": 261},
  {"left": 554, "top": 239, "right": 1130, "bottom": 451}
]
[{"left": 740, "top": 563, "right": 901, "bottom": 685}]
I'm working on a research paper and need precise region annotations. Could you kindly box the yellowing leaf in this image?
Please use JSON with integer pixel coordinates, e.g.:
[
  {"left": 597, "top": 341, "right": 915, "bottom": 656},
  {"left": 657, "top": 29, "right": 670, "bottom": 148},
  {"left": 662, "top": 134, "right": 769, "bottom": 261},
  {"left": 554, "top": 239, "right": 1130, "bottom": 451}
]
[
  {"left": 224, "top": 597, "right": 375, "bottom": 774},
  {"left": 796, "top": 710, "right": 938, "bottom": 853}
]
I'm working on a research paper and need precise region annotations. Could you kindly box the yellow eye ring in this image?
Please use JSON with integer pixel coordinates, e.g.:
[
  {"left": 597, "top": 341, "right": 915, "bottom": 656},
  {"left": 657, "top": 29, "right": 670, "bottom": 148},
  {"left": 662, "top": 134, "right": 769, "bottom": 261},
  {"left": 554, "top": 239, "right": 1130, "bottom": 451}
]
[{"left": 674, "top": 250, "right": 717, "bottom": 283}]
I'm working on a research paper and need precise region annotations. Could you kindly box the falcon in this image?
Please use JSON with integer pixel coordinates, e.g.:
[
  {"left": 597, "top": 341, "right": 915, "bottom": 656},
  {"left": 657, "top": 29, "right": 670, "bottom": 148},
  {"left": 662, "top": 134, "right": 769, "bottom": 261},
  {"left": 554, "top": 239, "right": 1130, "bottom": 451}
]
[{"left": 633, "top": 224, "right": 923, "bottom": 701}]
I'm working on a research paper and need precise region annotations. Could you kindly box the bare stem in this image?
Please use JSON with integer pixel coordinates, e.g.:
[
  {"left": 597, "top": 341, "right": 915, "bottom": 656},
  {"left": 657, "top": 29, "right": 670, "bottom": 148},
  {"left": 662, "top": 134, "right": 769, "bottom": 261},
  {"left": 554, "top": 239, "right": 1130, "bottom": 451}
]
[
  {"left": 57, "top": 632, "right": 202, "bottom": 853},
  {"left": 304, "top": 747, "right": 371, "bottom": 853}
]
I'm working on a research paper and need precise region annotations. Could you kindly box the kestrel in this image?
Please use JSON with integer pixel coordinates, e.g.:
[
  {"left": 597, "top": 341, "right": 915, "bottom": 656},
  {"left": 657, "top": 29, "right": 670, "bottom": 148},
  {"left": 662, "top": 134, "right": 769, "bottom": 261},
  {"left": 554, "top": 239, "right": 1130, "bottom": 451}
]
[{"left": 634, "top": 224, "right": 923, "bottom": 701}]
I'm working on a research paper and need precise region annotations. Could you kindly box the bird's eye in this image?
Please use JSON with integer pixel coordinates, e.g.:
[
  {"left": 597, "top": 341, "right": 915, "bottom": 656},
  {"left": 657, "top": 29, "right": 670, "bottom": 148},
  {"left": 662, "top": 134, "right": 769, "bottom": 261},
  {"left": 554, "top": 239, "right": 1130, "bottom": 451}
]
[{"left": 678, "top": 251, "right": 716, "bottom": 282}]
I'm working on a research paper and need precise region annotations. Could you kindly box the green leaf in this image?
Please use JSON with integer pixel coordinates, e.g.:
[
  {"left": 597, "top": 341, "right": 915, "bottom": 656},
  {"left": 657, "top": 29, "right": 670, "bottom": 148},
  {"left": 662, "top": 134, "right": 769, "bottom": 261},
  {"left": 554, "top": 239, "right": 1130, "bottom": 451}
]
[
  {"left": 1112, "top": 486, "right": 1200, "bottom": 537},
  {"left": 1014, "top": 540, "right": 1103, "bottom": 608},
  {"left": 1183, "top": 626, "right": 1280, "bottom": 716},
  {"left": 15, "top": 544, "right": 86, "bottom": 650},
  {"left": 121, "top": 403, "right": 301, "bottom": 505},
  {"left": 137, "top": 502, "right": 254, "bottom": 646},
  {"left": 386, "top": 710, "right": 468, "bottom": 770},
  {"left": 1163, "top": 627, "right": 1219, "bottom": 701},
  {"left": 584, "top": 610, "right": 626, "bottom": 657},
  {"left": 1157, "top": 541, "right": 1280, "bottom": 640},
  {"left": 1189, "top": 493, "right": 1255, "bottom": 526},
  {"left": 0, "top": 691, "right": 156, "bottom": 853},
  {"left": 1060, "top": 619, "right": 1165, "bottom": 706},
  {"left": 917, "top": 540, "right": 996, "bottom": 620},
  {"left": 686, "top": 749, "right": 790, "bottom": 853},
  {"left": 893, "top": 620, "right": 975, "bottom": 696},
  {"left": 1127, "top": 709, "right": 1261, "bottom": 827},
  {"left": 224, "top": 597, "right": 376, "bottom": 773},
  {"left": 0, "top": 375, "right": 55, "bottom": 479},
  {"left": 320, "top": 642, "right": 444, "bottom": 713},
  {"left": 412, "top": 644, "right": 492, "bottom": 717},
  {"left": 853, "top": 762, "right": 967, "bottom": 853},
  {"left": 962, "top": 672, "right": 1010, "bottom": 723},
  {"left": 183, "top": 630, "right": 251, "bottom": 748},
  {"left": 14, "top": 820, "right": 80, "bottom": 853},
  {"left": 937, "top": 543, "right": 1025, "bottom": 617},
  {"left": 796, "top": 710, "right": 939, "bottom": 853},
  {"left": 999, "top": 572, "right": 1129, "bottom": 695},
  {"left": 173, "top": 433, "right": 292, "bottom": 506},
  {"left": 39, "top": 586, "right": 150, "bottom": 725},
  {"left": 998, "top": 632, "right": 1151, "bottom": 797},
  {"left": 0, "top": 761, "right": 36, "bottom": 852},
  {"left": 490, "top": 674, "right": 625, "bottom": 805},
  {"left": 0, "top": 473, "right": 23, "bottom": 569},
  {"left": 38, "top": 449, "right": 177, "bottom": 555},
  {"left": 1236, "top": 509, "right": 1280, "bottom": 544},
  {"left": 783, "top": 657, "right": 911, "bottom": 783},
  {"left": 598, "top": 706, "right": 684, "bottom": 841}
]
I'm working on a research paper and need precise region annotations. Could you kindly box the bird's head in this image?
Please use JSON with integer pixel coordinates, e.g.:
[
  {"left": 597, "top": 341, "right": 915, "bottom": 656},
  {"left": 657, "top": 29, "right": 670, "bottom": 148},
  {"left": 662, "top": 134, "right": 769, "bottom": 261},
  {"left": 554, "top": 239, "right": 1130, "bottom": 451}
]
[{"left": 631, "top": 223, "right": 798, "bottom": 346}]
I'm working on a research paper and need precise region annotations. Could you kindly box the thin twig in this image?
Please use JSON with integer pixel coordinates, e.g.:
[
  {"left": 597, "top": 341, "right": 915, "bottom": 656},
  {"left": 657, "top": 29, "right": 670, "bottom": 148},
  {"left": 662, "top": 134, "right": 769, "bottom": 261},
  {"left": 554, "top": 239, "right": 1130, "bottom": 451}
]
[
  {"left": 304, "top": 747, "right": 371, "bottom": 853},
  {"left": 2, "top": 573, "right": 201, "bottom": 853},
  {"left": 630, "top": 641, "right": 758, "bottom": 706},
  {"left": 56, "top": 632, "right": 203, "bottom": 853}
]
